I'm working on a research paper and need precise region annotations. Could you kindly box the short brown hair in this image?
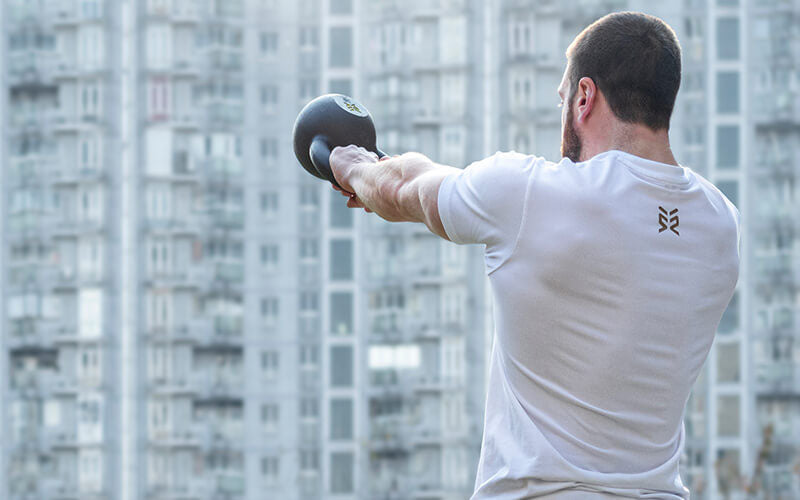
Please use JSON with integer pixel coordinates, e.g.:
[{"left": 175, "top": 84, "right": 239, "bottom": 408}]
[{"left": 566, "top": 12, "right": 681, "bottom": 130}]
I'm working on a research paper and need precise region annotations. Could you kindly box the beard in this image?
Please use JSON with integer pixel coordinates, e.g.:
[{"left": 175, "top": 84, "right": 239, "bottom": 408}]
[{"left": 560, "top": 101, "right": 582, "bottom": 162}]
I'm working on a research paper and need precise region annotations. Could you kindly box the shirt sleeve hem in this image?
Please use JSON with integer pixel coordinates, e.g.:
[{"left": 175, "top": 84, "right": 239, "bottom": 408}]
[{"left": 437, "top": 171, "right": 464, "bottom": 244}]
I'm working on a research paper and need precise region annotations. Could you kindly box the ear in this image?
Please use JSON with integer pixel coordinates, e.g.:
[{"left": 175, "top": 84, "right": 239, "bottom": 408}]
[{"left": 575, "top": 77, "right": 597, "bottom": 124}]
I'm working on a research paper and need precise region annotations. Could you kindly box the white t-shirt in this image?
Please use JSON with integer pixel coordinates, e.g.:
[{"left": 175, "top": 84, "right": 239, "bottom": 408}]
[{"left": 437, "top": 150, "right": 741, "bottom": 499}]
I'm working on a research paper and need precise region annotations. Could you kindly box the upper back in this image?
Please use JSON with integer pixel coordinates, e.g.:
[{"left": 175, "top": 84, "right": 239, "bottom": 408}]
[{"left": 487, "top": 149, "right": 740, "bottom": 471}]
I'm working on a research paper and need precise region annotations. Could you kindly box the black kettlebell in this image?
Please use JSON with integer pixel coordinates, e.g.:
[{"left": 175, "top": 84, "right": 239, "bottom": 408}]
[{"left": 292, "top": 94, "right": 386, "bottom": 190}]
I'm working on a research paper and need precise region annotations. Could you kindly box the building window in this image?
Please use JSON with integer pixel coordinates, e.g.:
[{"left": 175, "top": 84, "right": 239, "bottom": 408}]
[
  {"left": 261, "top": 351, "right": 279, "bottom": 380},
  {"left": 330, "top": 452, "right": 354, "bottom": 493},
  {"left": 260, "top": 137, "right": 278, "bottom": 161},
  {"left": 718, "top": 291, "right": 739, "bottom": 334},
  {"left": 330, "top": 292, "right": 353, "bottom": 335},
  {"left": 300, "top": 398, "right": 319, "bottom": 419},
  {"left": 717, "top": 180, "right": 738, "bottom": 207},
  {"left": 299, "top": 345, "right": 319, "bottom": 368},
  {"left": 299, "top": 79, "right": 318, "bottom": 101},
  {"left": 330, "top": 240, "right": 353, "bottom": 281},
  {"left": 330, "top": 398, "right": 353, "bottom": 440},
  {"left": 260, "top": 244, "right": 279, "bottom": 271},
  {"left": 717, "top": 343, "right": 740, "bottom": 383},
  {"left": 329, "top": 27, "right": 353, "bottom": 68},
  {"left": 300, "top": 450, "right": 319, "bottom": 473},
  {"left": 716, "top": 72, "right": 739, "bottom": 114},
  {"left": 298, "top": 27, "right": 319, "bottom": 49},
  {"left": 260, "top": 32, "right": 278, "bottom": 55},
  {"left": 299, "top": 292, "right": 319, "bottom": 314},
  {"left": 330, "top": 0, "right": 352, "bottom": 14},
  {"left": 716, "top": 126, "right": 739, "bottom": 168},
  {"left": 299, "top": 238, "right": 319, "bottom": 260},
  {"left": 300, "top": 186, "right": 319, "bottom": 209},
  {"left": 717, "top": 394, "right": 740, "bottom": 436},
  {"left": 260, "top": 85, "right": 278, "bottom": 113},
  {"left": 261, "top": 456, "right": 279, "bottom": 483},
  {"left": 716, "top": 18, "right": 739, "bottom": 60},
  {"left": 261, "top": 403, "right": 279, "bottom": 433},
  {"left": 261, "top": 297, "right": 279, "bottom": 326},
  {"left": 329, "top": 78, "right": 352, "bottom": 96},
  {"left": 261, "top": 191, "right": 279, "bottom": 217},
  {"left": 330, "top": 194, "right": 353, "bottom": 228},
  {"left": 330, "top": 346, "right": 353, "bottom": 387}
]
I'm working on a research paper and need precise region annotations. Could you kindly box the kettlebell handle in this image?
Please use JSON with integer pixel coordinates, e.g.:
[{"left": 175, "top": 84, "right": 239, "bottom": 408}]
[{"left": 309, "top": 135, "right": 387, "bottom": 191}]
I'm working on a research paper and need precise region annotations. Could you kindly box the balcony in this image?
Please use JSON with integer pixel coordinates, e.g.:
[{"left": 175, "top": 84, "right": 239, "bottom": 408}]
[
  {"left": 413, "top": 107, "right": 442, "bottom": 126},
  {"left": 411, "top": 423, "right": 443, "bottom": 447},
  {"left": 756, "top": 362, "right": 800, "bottom": 395},
  {"left": 6, "top": 319, "right": 59, "bottom": 351},
  {"left": 8, "top": 50, "right": 57, "bottom": 86},
  {"left": 51, "top": 165, "right": 105, "bottom": 185},
  {"left": 9, "top": 109, "right": 57, "bottom": 132},
  {"left": 203, "top": 101, "right": 244, "bottom": 127},
  {"left": 149, "top": 375, "right": 195, "bottom": 396},
  {"left": 753, "top": 91, "right": 800, "bottom": 128},
  {"left": 408, "top": 319, "right": 441, "bottom": 341},
  {"left": 53, "top": 111, "right": 103, "bottom": 132},
  {"left": 203, "top": 47, "right": 243, "bottom": 72},
  {"left": 414, "top": 374, "right": 445, "bottom": 393},
  {"left": 370, "top": 312, "right": 405, "bottom": 342},
  {"left": 204, "top": 421, "right": 245, "bottom": 451},
  {"left": 411, "top": 0, "right": 442, "bottom": 19},
  {"left": 7, "top": 155, "right": 54, "bottom": 186},
  {"left": 171, "top": 57, "right": 201, "bottom": 77},
  {"left": 192, "top": 373, "right": 245, "bottom": 402},
  {"left": 147, "top": 266, "right": 207, "bottom": 290},
  {"left": 370, "top": 414, "right": 413, "bottom": 454},
  {"left": 148, "top": 425, "right": 202, "bottom": 448},
  {"left": 144, "top": 215, "right": 205, "bottom": 236},
  {"left": 171, "top": 111, "right": 200, "bottom": 130}
]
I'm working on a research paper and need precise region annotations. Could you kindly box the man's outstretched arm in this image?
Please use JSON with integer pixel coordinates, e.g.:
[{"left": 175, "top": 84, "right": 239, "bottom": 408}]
[{"left": 329, "top": 145, "right": 460, "bottom": 241}]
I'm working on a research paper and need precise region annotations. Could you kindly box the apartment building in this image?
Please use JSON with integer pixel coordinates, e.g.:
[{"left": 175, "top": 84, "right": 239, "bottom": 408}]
[
  {"left": 3, "top": 0, "right": 798, "bottom": 499},
  {"left": 2, "top": 0, "right": 325, "bottom": 498},
  {"left": 356, "top": 0, "right": 489, "bottom": 498}
]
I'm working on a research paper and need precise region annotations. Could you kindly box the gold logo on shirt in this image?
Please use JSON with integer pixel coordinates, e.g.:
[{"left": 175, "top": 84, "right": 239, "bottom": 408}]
[{"left": 658, "top": 206, "right": 680, "bottom": 236}]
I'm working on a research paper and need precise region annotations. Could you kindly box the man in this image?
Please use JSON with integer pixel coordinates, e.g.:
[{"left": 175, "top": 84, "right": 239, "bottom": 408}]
[{"left": 330, "top": 11, "right": 740, "bottom": 500}]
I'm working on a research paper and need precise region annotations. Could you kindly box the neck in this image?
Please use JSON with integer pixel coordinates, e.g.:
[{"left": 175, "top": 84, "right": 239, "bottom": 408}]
[{"left": 582, "top": 122, "right": 678, "bottom": 166}]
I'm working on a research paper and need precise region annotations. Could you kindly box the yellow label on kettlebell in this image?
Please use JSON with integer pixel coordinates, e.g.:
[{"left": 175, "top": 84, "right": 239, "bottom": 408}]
[{"left": 333, "top": 94, "right": 369, "bottom": 117}]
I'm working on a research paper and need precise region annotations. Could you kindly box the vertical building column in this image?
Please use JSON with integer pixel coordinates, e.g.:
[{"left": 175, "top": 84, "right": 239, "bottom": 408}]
[
  {"left": 321, "top": 0, "right": 362, "bottom": 497},
  {"left": 119, "top": 0, "right": 139, "bottom": 498},
  {"left": 706, "top": 0, "right": 747, "bottom": 495}
]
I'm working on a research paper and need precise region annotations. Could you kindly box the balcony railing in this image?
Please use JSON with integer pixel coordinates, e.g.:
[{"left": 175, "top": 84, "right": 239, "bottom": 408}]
[{"left": 756, "top": 362, "right": 800, "bottom": 394}]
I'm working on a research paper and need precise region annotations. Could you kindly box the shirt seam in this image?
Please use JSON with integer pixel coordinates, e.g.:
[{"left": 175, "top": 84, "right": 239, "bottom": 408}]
[{"left": 487, "top": 156, "right": 535, "bottom": 276}]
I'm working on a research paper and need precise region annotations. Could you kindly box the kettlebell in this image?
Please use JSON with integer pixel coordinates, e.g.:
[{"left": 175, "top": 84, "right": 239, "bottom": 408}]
[{"left": 292, "top": 94, "right": 386, "bottom": 190}]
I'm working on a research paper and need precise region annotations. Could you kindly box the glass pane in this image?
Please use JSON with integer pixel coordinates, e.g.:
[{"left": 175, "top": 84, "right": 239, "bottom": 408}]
[
  {"left": 330, "top": 346, "right": 353, "bottom": 387},
  {"left": 330, "top": 27, "right": 353, "bottom": 68},
  {"left": 718, "top": 292, "right": 739, "bottom": 334},
  {"left": 330, "top": 239, "right": 353, "bottom": 281},
  {"left": 330, "top": 0, "right": 352, "bottom": 14},
  {"left": 717, "top": 343, "right": 740, "bottom": 383},
  {"left": 330, "top": 398, "right": 353, "bottom": 440},
  {"left": 717, "top": 180, "right": 738, "bottom": 207},
  {"left": 717, "top": 394, "right": 740, "bottom": 436},
  {"left": 716, "top": 18, "right": 739, "bottom": 60},
  {"left": 330, "top": 292, "right": 353, "bottom": 335},
  {"left": 716, "top": 126, "right": 739, "bottom": 168},
  {"left": 716, "top": 72, "right": 739, "bottom": 114},
  {"left": 329, "top": 78, "right": 352, "bottom": 96},
  {"left": 330, "top": 194, "right": 353, "bottom": 228},
  {"left": 330, "top": 452, "right": 354, "bottom": 493}
]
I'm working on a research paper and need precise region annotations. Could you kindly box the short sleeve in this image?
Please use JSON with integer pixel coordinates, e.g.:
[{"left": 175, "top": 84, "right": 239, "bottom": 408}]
[{"left": 437, "top": 152, "right": 538, "bottom": 272}]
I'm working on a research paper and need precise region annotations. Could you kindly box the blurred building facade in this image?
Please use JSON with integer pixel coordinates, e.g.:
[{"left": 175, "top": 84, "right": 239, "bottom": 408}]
[{"left": 1, "top": 0, "right": 798, "bottom": 500}]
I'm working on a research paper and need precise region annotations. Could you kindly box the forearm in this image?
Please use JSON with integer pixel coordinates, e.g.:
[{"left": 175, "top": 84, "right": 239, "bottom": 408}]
[{"left": 348, "top": 152, "right": 444, "bottom": 223}]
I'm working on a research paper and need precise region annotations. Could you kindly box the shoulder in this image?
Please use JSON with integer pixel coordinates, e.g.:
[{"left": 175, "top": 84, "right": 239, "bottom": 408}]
[{"left": 460, "top": 151, "right": 553, "bottom": 182}]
